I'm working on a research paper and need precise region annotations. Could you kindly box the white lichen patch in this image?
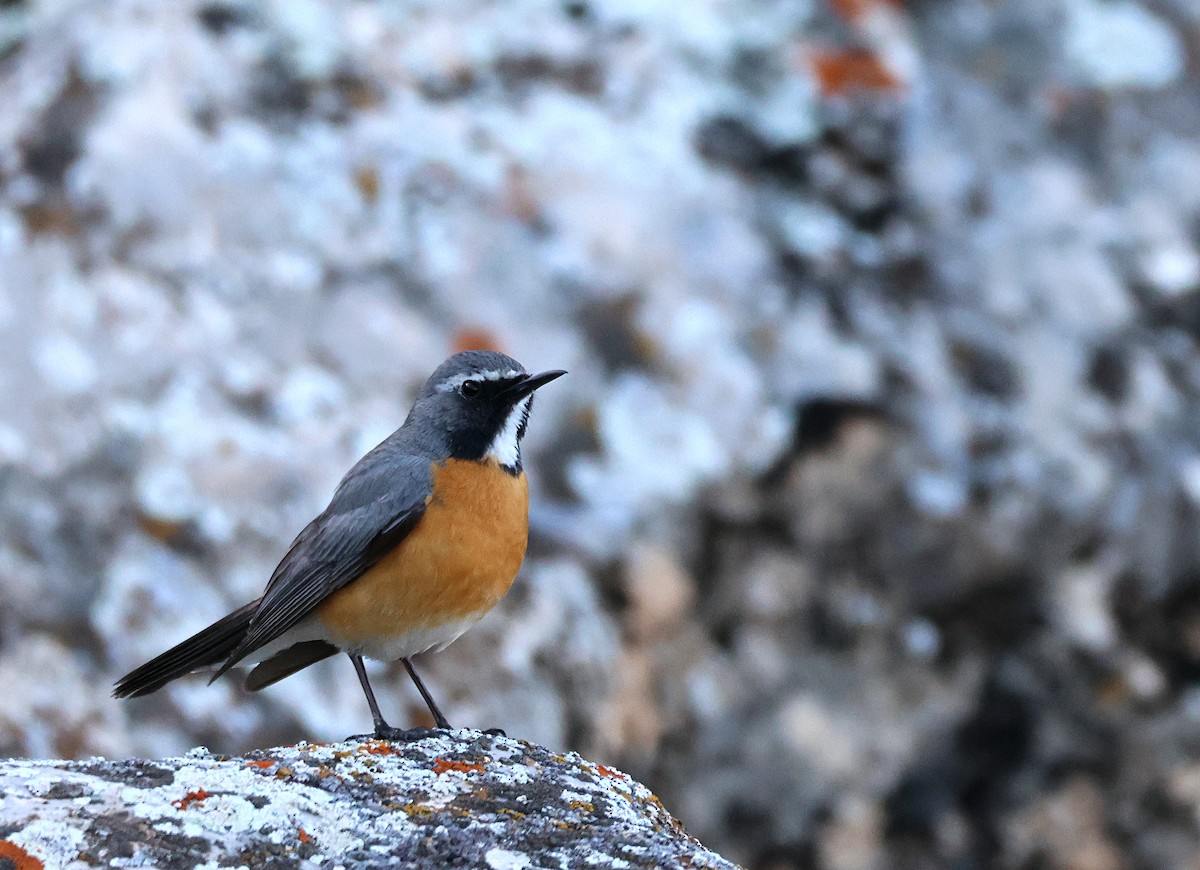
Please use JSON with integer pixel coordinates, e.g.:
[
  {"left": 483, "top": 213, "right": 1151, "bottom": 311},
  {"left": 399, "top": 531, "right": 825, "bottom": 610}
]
[
  {"left": 486, "top": 847, "right": 532, "bottom": 869},
  {"left": 5, "top": 817, "right": 85, "bottom": 868}
]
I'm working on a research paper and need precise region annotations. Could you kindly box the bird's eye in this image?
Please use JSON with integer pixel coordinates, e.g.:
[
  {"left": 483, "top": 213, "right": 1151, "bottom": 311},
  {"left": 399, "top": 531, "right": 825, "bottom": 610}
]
[{"left": 459, "top": 379, "right": 481, "bottom": 398}]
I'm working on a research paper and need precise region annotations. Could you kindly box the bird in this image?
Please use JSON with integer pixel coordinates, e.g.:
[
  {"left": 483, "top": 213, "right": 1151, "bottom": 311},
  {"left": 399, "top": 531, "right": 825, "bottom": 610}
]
[{"left": 114, "top": 350, "right": 566, "bottom": 740}]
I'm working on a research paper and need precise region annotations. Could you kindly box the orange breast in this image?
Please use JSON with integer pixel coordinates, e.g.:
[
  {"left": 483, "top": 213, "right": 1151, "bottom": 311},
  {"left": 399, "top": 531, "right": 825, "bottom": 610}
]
[{"left": 315, "top": 458, "right": 529, "bottom": 652}]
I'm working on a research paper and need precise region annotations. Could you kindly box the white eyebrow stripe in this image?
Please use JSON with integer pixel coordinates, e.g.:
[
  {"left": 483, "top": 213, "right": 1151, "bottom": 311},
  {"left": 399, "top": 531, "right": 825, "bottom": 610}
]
[{"left": 438, "top": 369, "right": 524, "bottom": 391}]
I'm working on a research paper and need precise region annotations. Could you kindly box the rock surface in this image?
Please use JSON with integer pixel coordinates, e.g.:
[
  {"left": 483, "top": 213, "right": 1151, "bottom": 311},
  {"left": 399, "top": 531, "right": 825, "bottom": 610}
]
[{"left": 0, "top": 732, "right": 732, "bottom": 869}]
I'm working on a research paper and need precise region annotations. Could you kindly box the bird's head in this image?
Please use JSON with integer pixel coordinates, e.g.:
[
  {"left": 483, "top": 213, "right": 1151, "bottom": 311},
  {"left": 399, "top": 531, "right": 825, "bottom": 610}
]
[{"left": 407, "top": 350, "right": 566, "bottom": 473}]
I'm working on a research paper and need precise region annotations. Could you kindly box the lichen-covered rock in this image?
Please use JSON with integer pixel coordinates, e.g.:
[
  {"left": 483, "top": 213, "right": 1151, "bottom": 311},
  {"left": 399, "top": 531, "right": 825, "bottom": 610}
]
[{"left": 0, "top": 732, "right": 733, "bottom": 869}]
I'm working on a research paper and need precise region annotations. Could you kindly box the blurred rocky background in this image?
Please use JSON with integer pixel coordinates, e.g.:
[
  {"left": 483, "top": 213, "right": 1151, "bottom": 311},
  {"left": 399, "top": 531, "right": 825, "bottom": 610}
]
[{"left": 2, "top": 0, "right": 1200, "bottom": 867}]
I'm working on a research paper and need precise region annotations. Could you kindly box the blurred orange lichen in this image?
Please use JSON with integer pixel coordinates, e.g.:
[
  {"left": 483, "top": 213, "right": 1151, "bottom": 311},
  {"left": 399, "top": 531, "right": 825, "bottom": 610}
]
[
  {"left": 172, "top": 789, "right": 212, "bottom": 810},
  {"left": 827, "top": 0, "right": 901, "bottom": 22},
  {"left": 453, "top": 328, "right": 502, "bottom": 353},
  {"left": 810, "top": 48, "right": 901, "bottom": 96},
  {"left": 355, "top": 165, "right": 380, "bottom": 205},
  {"left": 246, "top": 759, "right": 275, "bottom": 769},
  {"left": 0, "top": 841, "right": 43, "bottom": 870},
  {"left": 136, "top": 514, "right": 188, "bottom": 544},
  {"left": 432, "top": 757, "right": 485, "bottom": 775},
  {"left": 20, "top": 203, "right": 82, "bottom": 238},
  {"left": 297, "top": 828, "right": 313, "bottom": 845}
]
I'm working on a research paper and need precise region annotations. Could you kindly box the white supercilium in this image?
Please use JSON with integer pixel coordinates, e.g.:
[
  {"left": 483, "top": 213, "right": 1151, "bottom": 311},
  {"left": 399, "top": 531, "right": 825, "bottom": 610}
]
[{"left": 439, "top": 369, "right": 523, "bottom": 391}]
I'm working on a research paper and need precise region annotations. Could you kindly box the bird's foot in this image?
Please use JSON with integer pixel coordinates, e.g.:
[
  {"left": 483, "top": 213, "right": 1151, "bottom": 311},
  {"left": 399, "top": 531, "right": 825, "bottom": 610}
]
[
  {"left": 482, "top": 727, "right": 506, "bottom": 737},
  {"left": 377, "top": 725, "right": 438, "bottom": 742},
  {"left": 346, "top": 725, "right": 439, "bottom": 743}
]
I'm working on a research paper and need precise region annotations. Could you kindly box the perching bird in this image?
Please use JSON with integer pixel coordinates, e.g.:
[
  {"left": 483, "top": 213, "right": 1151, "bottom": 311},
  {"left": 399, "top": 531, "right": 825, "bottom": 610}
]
[{"left": 114, "top": 350, "right": 566, "bottom": 740}]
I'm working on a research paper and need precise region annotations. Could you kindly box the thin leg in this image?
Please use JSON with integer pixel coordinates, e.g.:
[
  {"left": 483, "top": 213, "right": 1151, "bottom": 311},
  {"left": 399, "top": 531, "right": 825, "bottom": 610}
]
[
  {"left": 348, "top": 654, "right": 433, "bottom": 743},
  {"left": 402, "top": 657, "right": 452, "bottom": 730},
  {"left": 350, "top": 654, "right": 389, "bottom": 733}
]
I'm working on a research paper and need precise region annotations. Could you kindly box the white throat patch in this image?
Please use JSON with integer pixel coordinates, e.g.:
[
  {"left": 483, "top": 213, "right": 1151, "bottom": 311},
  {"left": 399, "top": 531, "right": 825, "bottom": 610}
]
[{"left": 486, "top": 396, "right": 532, "bottom": 470}]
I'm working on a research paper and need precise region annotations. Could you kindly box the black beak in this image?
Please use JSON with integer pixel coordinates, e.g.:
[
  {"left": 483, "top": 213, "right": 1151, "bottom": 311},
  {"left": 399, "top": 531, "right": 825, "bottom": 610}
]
[{"left": 502, "top": 369, "right": 567, "bottom": 400}]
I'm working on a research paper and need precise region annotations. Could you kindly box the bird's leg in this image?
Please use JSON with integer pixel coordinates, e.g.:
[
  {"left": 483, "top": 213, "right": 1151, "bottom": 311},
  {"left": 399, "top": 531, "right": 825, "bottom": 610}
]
[
  {"left": 347, "top": 654, "right": 433, "bottom": 742},
  {"left": 350, "top": 654, "right": 388, "bottom": 732},
  {"left": 402, "top": 657, "right": 453, "bottom": 730}
]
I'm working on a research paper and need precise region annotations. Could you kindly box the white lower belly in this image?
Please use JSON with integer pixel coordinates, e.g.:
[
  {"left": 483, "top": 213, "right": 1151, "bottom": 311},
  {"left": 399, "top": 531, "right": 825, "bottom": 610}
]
[
  {"left": 244, "top": 610, "right": 487, "bottom": 667},
  {"left": 335, "top": 612, "right": 488, "bottom": 662}
]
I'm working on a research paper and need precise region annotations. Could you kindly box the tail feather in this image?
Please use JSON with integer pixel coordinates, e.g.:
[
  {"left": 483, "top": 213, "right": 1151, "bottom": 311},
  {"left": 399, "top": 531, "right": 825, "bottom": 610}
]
[
  {"left": 112, "top": 600, "right": 260, "bottom": 699},
  {"left": 244, "top": 640, "right": 338, "bottom": 692}
]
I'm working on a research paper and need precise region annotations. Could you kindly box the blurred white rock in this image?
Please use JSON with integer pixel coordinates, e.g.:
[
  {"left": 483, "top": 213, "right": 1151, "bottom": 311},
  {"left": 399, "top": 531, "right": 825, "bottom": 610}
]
[{"left": 1065, "top": 0, "right": 1184, "bottom": 90}]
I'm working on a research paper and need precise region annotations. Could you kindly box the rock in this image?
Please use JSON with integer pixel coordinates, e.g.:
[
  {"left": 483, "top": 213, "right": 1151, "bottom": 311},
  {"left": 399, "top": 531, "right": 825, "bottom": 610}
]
[
  {"left": 0, "top": 635, "right": 131, "bottom": 761},
  {"left": 0, "top": 733, "right": 733, "bottom": 870},
  {"left": 623, "top": 543, "right": 695, "bottom": 642}
]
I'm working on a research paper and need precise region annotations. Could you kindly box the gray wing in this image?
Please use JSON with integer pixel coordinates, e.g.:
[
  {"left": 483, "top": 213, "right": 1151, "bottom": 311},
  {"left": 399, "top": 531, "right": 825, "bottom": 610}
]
[{"left": 211, "top": 450, "right": 433, "bottom": 681}]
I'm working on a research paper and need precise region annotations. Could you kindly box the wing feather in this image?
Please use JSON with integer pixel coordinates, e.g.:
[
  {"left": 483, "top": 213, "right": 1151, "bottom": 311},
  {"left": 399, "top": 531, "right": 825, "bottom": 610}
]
[{"left": 210, "top": 451, "right": 433, "bottom": 681}]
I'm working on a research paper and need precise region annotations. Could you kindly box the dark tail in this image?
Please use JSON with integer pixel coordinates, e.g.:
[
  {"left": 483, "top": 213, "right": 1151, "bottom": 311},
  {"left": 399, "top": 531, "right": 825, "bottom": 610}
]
[{"left": 113, "top": 600, "right": 260, "bottom": 698}]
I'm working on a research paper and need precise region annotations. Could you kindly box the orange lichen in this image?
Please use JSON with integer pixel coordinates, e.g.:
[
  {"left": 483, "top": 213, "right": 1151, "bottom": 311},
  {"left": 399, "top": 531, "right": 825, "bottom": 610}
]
[
  {"left": 355, "top": 165, "right": 381, "bottom": 205},
  {"left": 20, "top": 203, "right": 82, "bottom": 238},
  {"left": 827, "top": 0, "right": 901, "bottom": 22},
  {"left": 297, "top": 828, "right": 313, "bottom": 845},
  {"left": 246, "top": 759, "right": 275, "bottom": 770},
  {"left": 136, "top": 514, "right": 188, "bottom": 543},
  {"left": 453, "top": 328, "right": 502, "bottom": 353},
  {"left": 431, "top": 757, "right": 485, "bottom": 775},
  {"left": 595, "top": 765, "right": 627, "bottom": 779},
  {"left": 568, "top": 800, "right": 596, "bottom": 813},
  {"left": 0, "top": 841, "right": 43, "bottom": 870},
  {"left": 172, "top": 789, "right": 213, "bottom": 810},
  {"left": 811, "top": 48, "right": 901, "bottom": 96},
  {"left": 361, "top": 741, "right": 398, "bottom": 756}
]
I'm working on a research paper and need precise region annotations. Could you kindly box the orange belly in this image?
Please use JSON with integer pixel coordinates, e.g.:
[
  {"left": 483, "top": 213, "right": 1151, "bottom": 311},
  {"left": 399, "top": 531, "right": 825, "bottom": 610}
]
[{"left": 315, "top": 457, "right": 529, "bottom": 658}]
